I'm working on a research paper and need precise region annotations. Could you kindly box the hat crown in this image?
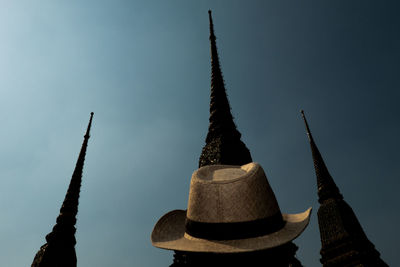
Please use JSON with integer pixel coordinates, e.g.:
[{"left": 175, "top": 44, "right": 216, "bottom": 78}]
[{"left": 187, "top": 163, "right": 281, "bottom": 223}]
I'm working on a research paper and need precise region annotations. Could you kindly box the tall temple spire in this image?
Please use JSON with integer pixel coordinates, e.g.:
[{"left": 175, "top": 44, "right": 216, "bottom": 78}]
[
  {"left": 301, "top": 110, "right": 387, "bottom": 267},
  {"left": 171, "top": 11, "right": 304, "bottom": 267},
  {"left": 199, "top": 10, "right": 252, "bottom": 167},
  {"left": 32, "top": 112, "right": 94, "bottom": 267}
]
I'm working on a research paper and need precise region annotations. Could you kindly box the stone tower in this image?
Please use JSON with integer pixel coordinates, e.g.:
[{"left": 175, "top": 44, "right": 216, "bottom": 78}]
[
  {"left": 301, "top": 110, "right": 387, "bottom": 267},
  {"left": 32, "top": 112, "right": 94, "bottom": 267},
  {"left": 198, "top": 10, "right": 252, "bottom": 168},
  {"left": 169, "top": 11, "right": 304, "bottom": 267}
]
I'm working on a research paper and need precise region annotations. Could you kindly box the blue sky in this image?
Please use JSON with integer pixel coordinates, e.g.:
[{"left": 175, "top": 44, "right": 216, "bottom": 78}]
[{"left": 0, "top": 1, "right": 398, "bottom": 266}]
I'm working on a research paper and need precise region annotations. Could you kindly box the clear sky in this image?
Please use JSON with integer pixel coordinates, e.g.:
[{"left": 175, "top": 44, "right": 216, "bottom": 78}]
[{"left": 0, "top": 1, "right": 398, "bottom": 266}]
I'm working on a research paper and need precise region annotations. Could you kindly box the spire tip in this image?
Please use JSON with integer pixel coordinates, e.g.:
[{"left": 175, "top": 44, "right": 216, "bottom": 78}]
[
  {"left": 300, "top": 110, "right": 306, "bottom": 120},
  {"left": 301, "top": 110, "right": 312, "bottom": 140},
  {"left": 85, "top": 112, "right": 94, "bottom": 139}
]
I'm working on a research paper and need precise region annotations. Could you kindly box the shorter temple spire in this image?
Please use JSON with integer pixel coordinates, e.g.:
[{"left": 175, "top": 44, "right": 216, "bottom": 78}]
[
  {"left": 32, "top": 112, "right": 94, "bottom": 267},
  {"left": 199, "top": 10, "right": 252, "bottom": 167},
  {"left": 301, "top": 110, "right": 387, "bottom": 267},
  {"left": 300, "top": 110, "right": 342, "bottom": 203}
]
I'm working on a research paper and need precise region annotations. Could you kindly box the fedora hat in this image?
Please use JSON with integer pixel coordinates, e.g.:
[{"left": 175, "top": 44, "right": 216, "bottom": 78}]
[{"left": 151, "top": 162, "right": 311, "bottom": 253}]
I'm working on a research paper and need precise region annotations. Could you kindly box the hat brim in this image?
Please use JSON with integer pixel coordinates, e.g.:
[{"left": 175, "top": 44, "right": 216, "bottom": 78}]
[{"left": 151, "top": 207, "right": 312, "bottom": 253}]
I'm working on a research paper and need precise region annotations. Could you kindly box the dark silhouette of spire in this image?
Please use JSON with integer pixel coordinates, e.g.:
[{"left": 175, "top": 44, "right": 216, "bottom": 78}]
[
  {"left": 172, "top": 11, "right": 303, "bottom": 267},
  {"left": 301, "top": 110, "right": 387, "bottom": 267},
  {"left": 32, "top": 112, "right": 94, "bottom": 267},
  {"left": 300, "top": 110, "right": 342, "bottom": 203},
  {"left": 199, "top": 10, "right": 252, "bottom": 167}
]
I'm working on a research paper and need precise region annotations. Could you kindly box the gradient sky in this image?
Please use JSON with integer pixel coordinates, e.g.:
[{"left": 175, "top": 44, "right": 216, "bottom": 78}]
[{"left": 0, "top": 1, "right": 399, "bottom": 266}]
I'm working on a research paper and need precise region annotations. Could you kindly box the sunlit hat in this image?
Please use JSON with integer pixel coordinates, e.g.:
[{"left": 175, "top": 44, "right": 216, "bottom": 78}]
[{"left": 151, "top": 162, "right": 311, "bottom": 253}]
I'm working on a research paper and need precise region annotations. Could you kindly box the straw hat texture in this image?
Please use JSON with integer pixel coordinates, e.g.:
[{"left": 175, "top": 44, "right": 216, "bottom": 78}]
[{"left": 151, "top": 162, "right": 311, "bottom": 253}]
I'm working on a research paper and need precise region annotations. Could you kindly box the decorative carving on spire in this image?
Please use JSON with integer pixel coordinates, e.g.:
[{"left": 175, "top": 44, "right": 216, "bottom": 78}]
[
  {"left": 301, "top": 110, "right": 388, "bottom": 267},
  {"left": 32, "top": 112, "right": 94, "bottom": 267},
  {"left": 199, "top": 10, "right": 252, "bottom": 167}
]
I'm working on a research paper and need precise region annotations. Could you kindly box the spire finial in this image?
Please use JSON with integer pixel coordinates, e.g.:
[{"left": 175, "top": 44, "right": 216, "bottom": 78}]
[
  {"left": 84, "top": 112, "right": 94, "bottom": 139},
  {"left": 199, "top": 11, "right": 252, "bottom": 167},
  {"left": 32, "top": 113, "right": 94, "bottom": 267},
  {"left": 54, "top": 112, "right": 93, "bottom": 232},
  {"left": 300, "top": 110, "right": 314, "bottom": 143},
  {"left": 208, "top": 10, "right": 215, "bottom": 41},
  {"left": 300, "top": 110, "right": 342, "bottom": 203}
]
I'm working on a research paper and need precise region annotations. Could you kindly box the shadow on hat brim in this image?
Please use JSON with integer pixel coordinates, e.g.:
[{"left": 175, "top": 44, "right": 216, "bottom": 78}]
[{"left": 151, "top": 208, "right": 312, "bottom": 253}]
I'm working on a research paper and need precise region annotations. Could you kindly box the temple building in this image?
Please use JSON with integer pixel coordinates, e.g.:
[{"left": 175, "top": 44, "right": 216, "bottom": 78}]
[
  {"left": 27, "top": 10, "right": 390, "bottom": 267},
  {"left": 31, "top": 112, "right": 94, "bottom": 267},
  {"left": 301, "top": 111, "right": 387, "bottom": 266},
  {"left": 164, "top": 11, "right": 389, "bottom": 267},
  {"left": 167, "top": 11, "right": 304, "bottom": 266}
]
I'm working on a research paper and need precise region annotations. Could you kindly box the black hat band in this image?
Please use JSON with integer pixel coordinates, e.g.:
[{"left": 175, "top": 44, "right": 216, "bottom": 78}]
[{"left": 185, "top": 212, "right": 285, "bottom": 240}]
